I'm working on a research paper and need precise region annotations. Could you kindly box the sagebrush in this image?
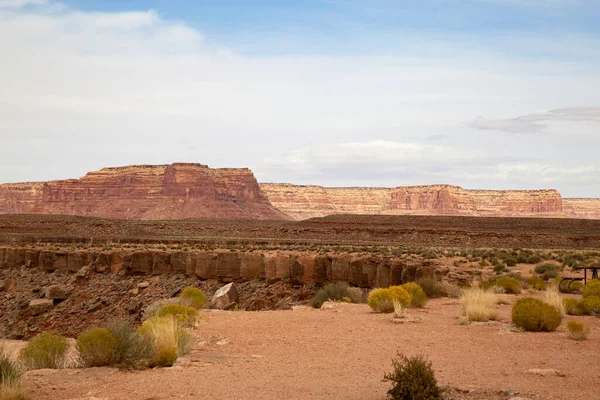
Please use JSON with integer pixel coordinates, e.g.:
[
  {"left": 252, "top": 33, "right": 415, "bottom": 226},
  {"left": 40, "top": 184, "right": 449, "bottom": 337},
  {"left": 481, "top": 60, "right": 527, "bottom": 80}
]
[{"left": 383, "top": 352, "right": 440, "bottom": 400}]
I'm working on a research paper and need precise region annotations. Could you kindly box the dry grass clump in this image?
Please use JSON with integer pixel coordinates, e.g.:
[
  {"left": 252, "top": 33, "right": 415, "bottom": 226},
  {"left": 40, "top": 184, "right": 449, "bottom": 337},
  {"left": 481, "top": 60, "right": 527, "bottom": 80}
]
[
  {"left": 542, "top": 286, "right": 566, "bottom": 317},
  {"left": 105, "top": 320, "right": 153, "bottom": 369},
  {"left": 139, "top": 316, "right": 191, "bottom": 368},
  {"left": 1, "top": 347, "right": 28, "bottom": 400},
  {"left": 142, "top": 298, "right": 182, "bottom": 322},
  {"left": 392, "top": 299, "right": 405, "bottom": 319},
  {"left": 0, "top": 383, "right": 29, "bottom": 400},
  {"left": 567, "top": 321, "right": 590, "bottom": 341},
  {"left": 19, "top": 332, "right": 69, "bottom": 370},
  {"left": 438, "top": 281, "right": 462, "bottom": 298},
  {"left": 459, "top": 288, "right": 499, "bottom": 322}
]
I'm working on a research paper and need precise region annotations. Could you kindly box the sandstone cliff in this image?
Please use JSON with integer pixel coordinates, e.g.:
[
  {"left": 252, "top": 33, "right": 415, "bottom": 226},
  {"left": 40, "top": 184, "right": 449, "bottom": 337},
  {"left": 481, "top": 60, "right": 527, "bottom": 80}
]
[
  {"left": 563, "top": 199, "right": 600, "bottom": 219},
  {"left": 260, "top": 183, "right": 570, "bottom": 220},
  {"left": 0, "top": 163, "right": 288, "bottom": 220}
]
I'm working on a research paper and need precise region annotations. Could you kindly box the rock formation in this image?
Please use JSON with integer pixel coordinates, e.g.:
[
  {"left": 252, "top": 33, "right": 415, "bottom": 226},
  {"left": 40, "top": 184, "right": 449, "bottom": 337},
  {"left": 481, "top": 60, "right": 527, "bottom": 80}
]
[
  {"left": 0, "top": 163, "right": 288, "bottom": 220},
  {"left": 563, "top": 199, "right": 600, "bottom": 220},
  {"left": 260, "top": 183, "right": 570, "bottom": 220}
]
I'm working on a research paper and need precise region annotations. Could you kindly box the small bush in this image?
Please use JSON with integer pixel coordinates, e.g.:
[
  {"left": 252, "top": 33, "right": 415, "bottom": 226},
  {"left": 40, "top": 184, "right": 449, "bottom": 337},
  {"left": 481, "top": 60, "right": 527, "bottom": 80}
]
[
  {"left": 416, "top": 279, "right": 443, "bottom": 299},
  {"left": 504, "top": 257, "right": 517, "bottom": 267},
  {"left": 527, "top": 254, "right": 542, "bottom": 264},
  {"left": 0, "top": 347, "right": 21, "bottom": 386},
  {"left": 368, "top": 287, "right": 410, "bottom": 313},
  {"left": 105, "top": 321, "right": 153, "bottom": 369},
  {"left": 542, "top": 286, "right": 566, "bottom": 317},
  {"left": 567, "top": 321, "right": 590, "bottom": 341},
  {"left": 142, "top": 298, "right": 181, "bottom": 321},
  {"left": 383, "top": 352, "right": 440, "bottom": 400},
  {"left": 179, "top": 287, "right": 206, "bottom": 309},
  {"left": 77, "top": 328, "right": 118, "bottom": 367},
  {"left": 563, "top": 298, "right": 586, "bottom": 316},
  {"left": 460, "top": 288, "right": 499, "bottom": 322},
  {"left": 438, "top": 282, "right": 462, "bottom": 298},
  {"left": 400, "top": 283, "right": 428, "bottom": 308},
  {"left": 511, "top": 297, "right": 562, "bottom": 332},
  {"left": 139, "top": 316, "right": 190, "bottom": 368},
  {"left": 346, "top": 287, "right": 364, "bottom": 303},
  {"left": 527, "top": 276, "right": 546, "bottom": 291},
  {"left": 309, "top": 282, "right": 349, "bottom": 308},
  {"left": 583, "top": 280, "right": 600, "bottom": 298},
  {"left": 19, "top": 332, "right": 69, "bottom": 370},
  {"left": 155, "top": 304, "right": 198, "bottom": 326},
  {"left": 494, "top": 276, "right": 522, "bottom": 294},
  {"left": 582, "top": 296, "right": 600, "bottom": 316}
]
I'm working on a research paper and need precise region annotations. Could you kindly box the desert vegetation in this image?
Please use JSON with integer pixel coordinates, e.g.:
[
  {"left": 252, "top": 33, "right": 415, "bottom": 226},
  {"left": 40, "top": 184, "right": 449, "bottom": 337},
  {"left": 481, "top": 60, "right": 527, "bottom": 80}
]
[{"left": 383, "top": 352, "right": 440, "bottom": 400}]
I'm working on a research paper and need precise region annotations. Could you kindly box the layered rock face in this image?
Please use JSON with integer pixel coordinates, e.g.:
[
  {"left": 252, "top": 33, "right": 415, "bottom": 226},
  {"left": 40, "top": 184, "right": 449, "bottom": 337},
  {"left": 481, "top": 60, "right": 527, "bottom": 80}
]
[
  {"left": 563, "top": 199, "right": 600, "bottom": 219},
  {"left": 260, "top": 184, "right": 570, "bottom": 220},
  {"left": 0, "top": 163, "right": 287, "bottom": 220}
]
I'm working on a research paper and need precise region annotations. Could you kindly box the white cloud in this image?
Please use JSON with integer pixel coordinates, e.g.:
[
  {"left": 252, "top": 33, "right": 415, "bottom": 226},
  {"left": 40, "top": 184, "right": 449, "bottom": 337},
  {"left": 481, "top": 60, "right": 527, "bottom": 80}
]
[
  {"left": 470, "top": 107, "right": 600, "bottom": 133},
  {"left": 0, "top": 0, "right": 45, "bottom": 8}
]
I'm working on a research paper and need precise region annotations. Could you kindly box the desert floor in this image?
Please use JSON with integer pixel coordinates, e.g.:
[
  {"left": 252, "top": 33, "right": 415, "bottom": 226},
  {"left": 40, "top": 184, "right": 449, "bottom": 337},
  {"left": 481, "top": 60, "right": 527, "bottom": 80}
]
[{"left": 10, "top": 297, "right": 600, "bottom": 400}]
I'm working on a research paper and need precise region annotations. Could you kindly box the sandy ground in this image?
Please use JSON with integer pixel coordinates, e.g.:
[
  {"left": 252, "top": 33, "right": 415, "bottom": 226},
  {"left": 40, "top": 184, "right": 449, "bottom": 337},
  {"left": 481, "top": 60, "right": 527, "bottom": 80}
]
[{"left": 9, "top": 297, "right": 599, "bottom": 400}]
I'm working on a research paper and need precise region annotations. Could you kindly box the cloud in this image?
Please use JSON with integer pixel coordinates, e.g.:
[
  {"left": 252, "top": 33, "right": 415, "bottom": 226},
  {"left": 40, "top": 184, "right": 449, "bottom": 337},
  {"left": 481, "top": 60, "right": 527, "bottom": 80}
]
[
  {"left": 469, "top": 107, "right": 600, "bottom": 133},
  {"left": 0, "top": 0, "right": 46, "bottom": 8}
]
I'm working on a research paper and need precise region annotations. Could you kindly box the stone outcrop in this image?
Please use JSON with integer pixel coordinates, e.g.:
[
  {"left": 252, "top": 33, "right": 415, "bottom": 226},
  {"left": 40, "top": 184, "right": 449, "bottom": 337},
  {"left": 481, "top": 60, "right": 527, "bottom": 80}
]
[
  {"left": 0, "top": 246, "right": 440, "bottom": 288},
  {"left": 211, "top": 282, "right": 239, "bottom": 310},
  {"left": 260, "top": 183, "right": 600, "bottom": 220},
  {"left": 563, "top": 199, "right": 600, "bottom": 219},
  {"left": 0, "top": 163, "right": 288, "bottom": 220}
]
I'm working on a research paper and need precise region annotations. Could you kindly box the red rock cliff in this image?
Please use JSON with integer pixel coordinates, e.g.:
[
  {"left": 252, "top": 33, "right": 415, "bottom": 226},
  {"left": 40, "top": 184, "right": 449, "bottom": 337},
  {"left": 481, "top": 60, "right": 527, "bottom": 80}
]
[
  {"left": 260, "top": 183, "right": 573, "bottom": 220},
  {"left": 0, "top": 163, "right": 288, "bottom": 220}
]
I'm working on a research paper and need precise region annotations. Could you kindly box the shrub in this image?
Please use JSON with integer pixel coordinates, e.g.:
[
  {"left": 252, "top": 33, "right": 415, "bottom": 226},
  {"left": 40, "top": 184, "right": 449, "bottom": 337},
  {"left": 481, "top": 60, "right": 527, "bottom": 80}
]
[
  {"left": 567, "top": 321, "right": 590, "bottom": 341},
  {"left": 346, "top": 287, "right": 364, "bottom": 304},
  {"left": 527, "top": 276, "right": 546, "bottom": 291},
  {"left": 540, "top": 270, "right": 559, "bottom": 281},
  {"left": 400, "top": 283, "right": 428, "bottom": 308},
  {"left": 76, "top": 328, "right": 118, "bottom": 367},
  {"left": 494, "top": 276, "right": 522, "bottom": 294},
  {"left": 511, "top": 297, "right": 562, "bottom": 332},
  {"left": 142, "top": 298, "right": 182, "bottom": 321},
  {"left": 309, "top": 282, "right": 349, "bottom": 308},
  {"left": 416, "top": 279, "right": 443, "bottom": 299},
  {"left": 139, "top": 316, "right": 190, "bottom": 368},
  {"left": 438, "top": 282, "right": 462, "bottom": 298},
  {"left": 155, "top": 304, "right": 198, "bottom": 326},
  {"left": 527, "top": 254, "right": 542, "bottom": 264},
  {"left": 504, "top": 257, "right": 517, "bottom": 267},
  {"left": 563, "top": 298, "right": 586, "bottom": 316},
  {"left": 383, "top": 352, "right": 440, "bottom": 400},
  {"left": 368, "top": 287, "right": 410, "bottom": 313},
  {"left": 582, "top": 296, "right": 600, "bottom": 316},
  {"left": 105, "top": 321, "right": 153, "bottom": 369},
  {"left": 583, "top": 280, "right": 600, "bottom": 298},
  {"left": 179, "top": 287, "right": 206, "bottom": 309},
  {"left": 0, "top": 347, "right": 21, "bottom": 386},
  {"left": 542, "top": 286, "right": 566, "bottom": 317},
  {"left": 19, "top": 332, "right": 69, "bottom": 370},
  {"left": 460, "top": 288, "right": 499, "bottom": 322},
  {"left": 534, "top": 263, "right": 558, "bottom": 274}
]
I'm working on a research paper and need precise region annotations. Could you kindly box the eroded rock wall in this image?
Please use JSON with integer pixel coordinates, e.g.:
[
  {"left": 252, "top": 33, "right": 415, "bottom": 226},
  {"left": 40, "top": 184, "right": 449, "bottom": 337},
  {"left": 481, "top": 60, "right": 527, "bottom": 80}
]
[
  {"left": 0, "top": 163, "right": 287, "bottom": 220},
  {"left": 0, "top": 247, "right": 441, "bottom": 288},
  {"left": 261, "top": 183, "right": 577, "bottom": 220}
]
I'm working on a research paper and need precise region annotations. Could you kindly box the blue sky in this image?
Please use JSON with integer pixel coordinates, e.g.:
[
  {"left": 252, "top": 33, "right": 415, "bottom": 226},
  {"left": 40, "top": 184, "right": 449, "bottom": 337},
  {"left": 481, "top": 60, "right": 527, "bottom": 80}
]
[{"left": 1, "top": 0, "right": 600, "bottom": 197}]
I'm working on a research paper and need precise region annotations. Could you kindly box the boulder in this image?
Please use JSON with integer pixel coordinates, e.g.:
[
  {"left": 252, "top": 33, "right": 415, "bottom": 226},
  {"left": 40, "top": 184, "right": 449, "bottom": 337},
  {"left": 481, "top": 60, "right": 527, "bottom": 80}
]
[
  {"left": 45, "top": 285, "right": 69, "bottom": 300},
  {"left": 29, "top": 299, "right": 54, "bottom": 316},
  {"left": 211, "top": 282, "right": 239, "bottom": 310}
]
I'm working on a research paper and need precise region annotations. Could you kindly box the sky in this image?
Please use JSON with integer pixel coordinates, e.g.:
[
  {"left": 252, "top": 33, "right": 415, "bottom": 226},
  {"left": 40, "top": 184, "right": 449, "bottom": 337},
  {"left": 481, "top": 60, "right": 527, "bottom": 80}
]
[{"left": 1, "top": 0, "right": 599, "bottom": 197}]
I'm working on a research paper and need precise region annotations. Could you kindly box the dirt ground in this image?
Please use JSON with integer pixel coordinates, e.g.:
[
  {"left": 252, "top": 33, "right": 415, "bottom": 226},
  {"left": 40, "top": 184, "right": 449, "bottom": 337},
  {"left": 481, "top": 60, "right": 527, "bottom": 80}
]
[{"left": 16, "top": 297, "right": 600, "bottom": 400}]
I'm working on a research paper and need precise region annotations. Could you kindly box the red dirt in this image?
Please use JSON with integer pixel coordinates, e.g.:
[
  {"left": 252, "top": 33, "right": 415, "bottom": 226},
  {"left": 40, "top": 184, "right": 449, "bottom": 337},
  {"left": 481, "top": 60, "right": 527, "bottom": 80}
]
[{"left": 23, "top": 298, "right": 600, "bottom": 400}]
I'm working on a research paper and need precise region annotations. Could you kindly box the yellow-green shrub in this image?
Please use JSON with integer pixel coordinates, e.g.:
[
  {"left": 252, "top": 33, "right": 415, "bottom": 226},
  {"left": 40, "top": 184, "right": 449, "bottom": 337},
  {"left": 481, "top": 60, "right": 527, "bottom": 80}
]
[
  {"left": 567, "top": 321, "right": 590, "bottom": 341},
  {"left": 582, "top": 296, "right": 600, "bottom": 316},
  {"left": 139, "top": 316, "right": 190, "bottom": 368},
  {"left": 368, "top": 287, "right": 410, "bottom": 313},
  {"left": 564, "top": 298, "right": 586, "bottom": 316},
  {"left": 583, "top": 280, "right": 600, "bottom": 298},
  {"left": 511, "top": 297, "right": 562, "bottom": 332},
  {"left": 494, "top": 276, "right": 522, "bottom": 294},
  {"left": 179, "top": 287, "right": 206, "bottom": 309},
  {"left": 19, "top": 332, "right": 69, "bottom": 370},
  {"left": 400, "top": 282, "right": 428, "bottom": 308},
  {"left": 76, "top": 328, "right": 118, "bottom": 367},
  {"left": 155, "top": 304, "right": 197, "bottom": 326}
]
